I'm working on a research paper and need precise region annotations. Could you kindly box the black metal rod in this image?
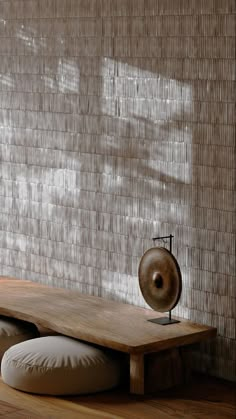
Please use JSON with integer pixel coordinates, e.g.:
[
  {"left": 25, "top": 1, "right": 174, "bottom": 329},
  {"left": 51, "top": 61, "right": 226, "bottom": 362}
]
[
  {"left": 152, "top": 235, "right": 174, "bottom": 241},
  {"left": 169, "top": 310, "right": 171, "bottom": 321},
  {"left": 169, "top": 234, "right": 173, "bottom": 253},
  {"left": 152, "top": 234, "right": 174, "bottom": 254}
]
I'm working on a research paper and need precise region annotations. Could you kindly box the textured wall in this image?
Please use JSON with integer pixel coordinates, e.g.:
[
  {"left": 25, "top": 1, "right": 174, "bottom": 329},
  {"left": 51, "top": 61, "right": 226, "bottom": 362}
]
[{"left": 0, "top": 0, "right": 235, "bottom": 380}]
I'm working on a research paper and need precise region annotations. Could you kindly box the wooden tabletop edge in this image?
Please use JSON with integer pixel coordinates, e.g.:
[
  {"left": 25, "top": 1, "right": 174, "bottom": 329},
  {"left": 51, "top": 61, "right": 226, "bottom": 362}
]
[{"left": 129, "top": 327, "right": 217, "bottom": 354}]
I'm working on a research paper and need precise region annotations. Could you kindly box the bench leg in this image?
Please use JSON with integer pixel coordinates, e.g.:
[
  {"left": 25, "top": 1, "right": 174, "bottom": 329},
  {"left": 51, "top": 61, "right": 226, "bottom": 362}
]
[{"left": 130, "top": 353, "right": 145, "bottom": 395}]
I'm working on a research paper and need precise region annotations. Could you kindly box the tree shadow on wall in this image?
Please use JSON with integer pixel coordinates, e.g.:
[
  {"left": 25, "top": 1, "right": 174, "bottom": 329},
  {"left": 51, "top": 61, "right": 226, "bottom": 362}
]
[{"left": 1, "top": 19, "right": 193, "bottom": 308}]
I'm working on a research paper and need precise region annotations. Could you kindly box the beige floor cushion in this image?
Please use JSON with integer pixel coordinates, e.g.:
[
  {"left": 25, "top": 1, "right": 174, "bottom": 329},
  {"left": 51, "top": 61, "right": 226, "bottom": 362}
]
[
  {"left": 1, "top": 335, "right": 122, "bottom": 395},
  {"left": 0, "top": 316, "right": 39, "bottom": 362}
]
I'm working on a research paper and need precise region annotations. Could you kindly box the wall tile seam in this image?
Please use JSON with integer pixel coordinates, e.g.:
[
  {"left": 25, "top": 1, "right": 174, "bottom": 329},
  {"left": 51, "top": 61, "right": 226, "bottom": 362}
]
[
  {"left": 1, "top": 81, "right": 233, "bottom": 89},
  {"left": 0, "top": 262, "right": 112, "bottom": 283},
  {"left": 0, "top": 62, "right": 235, "bottom": 75},
  {"left": 0, "top": 74, "right": 234, "bottom": 81},
  {"left": 0, "top": 214, "right": 233, "bottom": 241},
  {"left": 1, "top": 233, "right": 235, "bottom": 261},
  {"left": 1, "top": 228, "right": 235, "bottom": 258},
  {"left": 1, "top": 13, "right": 235, "bottom": 18},
  {"left": 1, "top": 147, "right": 235, "bottom": 165},
  {"left": 0, "top": 268, "right": 102, "bottom": 289},
  {"left": 0, "top": 89, "right": 234, "bottom": 97},
  {"left": 1, "top": 80, "right": 234, "bottom": 89},
  {"left": 1, "top": 206, "right": 234, "bottom": 226},
  {"left": 0, "top": 124, "right": 235, "bottom": 144},
  {"left": 1, "top": 36, "right": 235, "bottom": 43},
  {"left": 0, "top": 156, "right": 231, "bottom": 170},
  {"left": 1, "top": 230, "right": 236, "bottom": 258},
  {"left": 1, "top": 33, "right": 235, "bottom": 38},
  {"left": 1, "top": 215, "right": 235, "bottom": 249},
  {"left": 1, "top": 134, "right": 235, "bottom": 148},
  {"left": 0, "top": 55, "right": 234, "bottom": 61},
  {"left": 0, "top": 115, "right": 236, "bottom": 126},
  {"left": 1, "top": 193, "right": 236, "bottom": 215},
  {"left": 1, "top": 76, "right": 235, "bottom": 82},
  {"left": 0, "top": 73, "right": 235, "bottom": 82},
  {"left": 0, "top": 109, "right": 235, "bottom": 122},
  {"left": 1, "top": 125, "right": 235, "bottom": 142},
  {"left": 0, "top": 238, "right": 146, "bottom": 258},
  {"left": 0, "top": 98, "right": 235, "bottom": 107},
  {"left": 2, "top": 191, "right": 234, "bottom": 205},
  {"left": 0, "top": 83, "right": 234, "bottom": 93},
  {"left": 1, "top": 202, "right": 235, "bottom": 228},
  {"left": 0, "top": 118, "right": 235, "bottom": 128},
  {"left": 1, "top": 141, "right": 235, "bottom": 157},
  {"left": 1, "top": 140, "right": 235, "bottom": 152},
  {"left": 182, "top": 293, "right": 236, "bottom": 306},
  {"left": 0, "top": 15, "right": 234, "bottom": 21},
  {"left": 0, "top": 30, "right": 234, "bottom": 38},
  {"left": 174, "top": 312, "right": 236, "bottom": 329},
  {"left": 184, "top": 271, "right": 236, "bottom": 280},
  {"left": 0, "top": 52, "right": 235, "bottom": 59},
  {"left": 0, "top": 249, "right": 112, "bottom": 272},
  {"left": 1, "top": 55, "right": 235, "bottom": 59},
  {"left": 0, "top": 257, "right": 235, "bottom": 307},
  {"left": 1, "top": 238, "right": 235, "bottom": 283},
  {"left": 1, "top": 155, "right": 235, "bottom": 179},
  {"left": 2, "top": 262, "right": 235, "bottom": 289},
  {"left": 1, "top": 187, "right": 235, "bottom": 207},
  {"left": 182, "top": 288, "right": 236, "bottom": 302},
  {"left": 8, "top": 229, "right": 235, "bottom": 254},
  {"left": 1, "top": 17, "right": 110, "bottom": 21},
  {"left": 0, "top": 87, "right": 235, "bottom": 96},
  {"left": 179, "top": 310, "right": 236, "bottom": 321},
  {"left": 2, "top": 185, "right": 235, "bottom": 207},
  {"left": 0, "top": 251, "right": 105, "bottom": 271},
  {"left": 1, "top": 112, "right": 235, "bottom": 127},
  {"left": 0, "top": 10, "right": 234, "bottom": 14},
  {"left": 1, "top": 176, "right": 235, "bottom": 197},
  {"left": 1, "top": 178, "right": 236, "bottom": 196},
  {"left": 1, "top": 263, "right": 235, "bottom": 292}
]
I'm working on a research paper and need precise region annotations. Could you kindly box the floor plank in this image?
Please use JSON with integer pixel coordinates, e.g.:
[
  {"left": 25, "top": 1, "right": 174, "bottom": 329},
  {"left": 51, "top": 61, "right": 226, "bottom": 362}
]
[
  {"left": 0, "top": 399, "right": 43, "bottom": 418},
  {"left": 0, "top": 374, "right": 235, "bottom": 419}
]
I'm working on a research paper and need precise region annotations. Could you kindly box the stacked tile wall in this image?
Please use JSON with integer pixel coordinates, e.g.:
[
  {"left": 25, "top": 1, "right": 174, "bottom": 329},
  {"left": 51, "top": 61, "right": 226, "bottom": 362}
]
[{"left": 0, "top": 0, "right": 235, "bottom": 380}]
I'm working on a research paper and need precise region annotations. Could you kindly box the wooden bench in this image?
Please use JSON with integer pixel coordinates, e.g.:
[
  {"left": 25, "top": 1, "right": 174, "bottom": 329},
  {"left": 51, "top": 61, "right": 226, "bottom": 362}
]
[{"left": 0, "top": 277, "right": 216, "bottom": 395}]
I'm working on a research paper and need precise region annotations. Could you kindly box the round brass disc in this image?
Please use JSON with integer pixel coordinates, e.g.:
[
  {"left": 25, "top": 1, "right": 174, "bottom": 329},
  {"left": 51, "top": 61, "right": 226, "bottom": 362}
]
[{"left": 138, "top": 247, "right": 182, "bottom": 312}]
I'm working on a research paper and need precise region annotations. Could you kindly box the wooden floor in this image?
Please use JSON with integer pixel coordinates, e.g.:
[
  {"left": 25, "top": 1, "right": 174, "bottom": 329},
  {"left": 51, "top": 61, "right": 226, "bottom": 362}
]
[{"left": 0, "top": 374, "right": 235, "bottom": 419}]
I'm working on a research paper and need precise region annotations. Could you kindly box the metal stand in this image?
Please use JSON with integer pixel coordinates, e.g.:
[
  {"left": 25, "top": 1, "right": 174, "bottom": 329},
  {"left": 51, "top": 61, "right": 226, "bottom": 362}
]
[
  {"left": 148, "top": 234, "right": 180, "bottom": 326},
  {"left": 152, "top": 234, "right": 174, "bottom": 253},
  {"left": 148, "top": 310, "right": 180, "bottom": 326}
]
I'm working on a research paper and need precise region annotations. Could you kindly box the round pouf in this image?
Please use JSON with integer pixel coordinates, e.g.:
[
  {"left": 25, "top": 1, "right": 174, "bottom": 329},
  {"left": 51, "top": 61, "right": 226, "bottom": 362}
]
[
  {"left": 1, "top": 336, "right": 122, "bottom": 395},
  {"left": 0, "top": 316, "right": 39, "bottom": 362}
]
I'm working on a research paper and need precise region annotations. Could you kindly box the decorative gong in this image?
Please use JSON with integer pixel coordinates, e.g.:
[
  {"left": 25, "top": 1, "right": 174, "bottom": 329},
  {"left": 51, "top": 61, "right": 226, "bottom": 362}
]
[{"left": 138, "top": 235, "right": 182, "bottom": 325}]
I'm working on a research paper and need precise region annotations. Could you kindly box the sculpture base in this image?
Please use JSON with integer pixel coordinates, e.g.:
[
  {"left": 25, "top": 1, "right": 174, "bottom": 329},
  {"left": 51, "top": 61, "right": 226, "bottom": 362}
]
[{"left": 148, "top": 317, "right": 180, "bottom": 326}]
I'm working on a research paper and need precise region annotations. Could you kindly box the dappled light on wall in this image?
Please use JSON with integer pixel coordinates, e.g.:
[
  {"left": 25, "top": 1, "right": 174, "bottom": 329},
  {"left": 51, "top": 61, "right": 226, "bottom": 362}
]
[
  {"left": 55, "top": 58, "right": 80, "bottom": 94},
  {"left": 100, "top": 58, "right": 193, "bottom": 313}
]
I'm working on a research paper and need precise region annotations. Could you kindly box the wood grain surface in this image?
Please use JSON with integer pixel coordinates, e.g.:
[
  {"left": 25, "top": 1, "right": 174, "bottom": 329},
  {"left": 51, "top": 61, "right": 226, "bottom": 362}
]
[
  {"left": 0, "top": 399, "right": 43, "bottom": 419},
  {"left": 130, "top": 353, "right": 144, "bottom": 394},
  {"left": 0, "top": 374, "right": 235, "bottom": 419},
  {"left": 0, "top": 277, "right": 216, "bottom": 355}
]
